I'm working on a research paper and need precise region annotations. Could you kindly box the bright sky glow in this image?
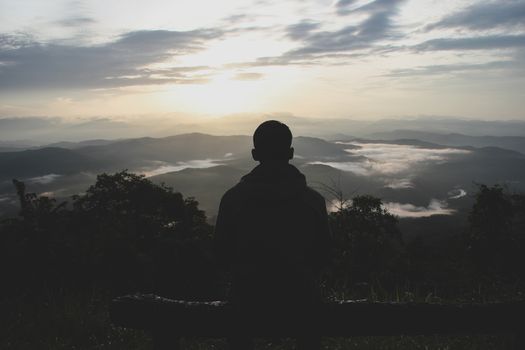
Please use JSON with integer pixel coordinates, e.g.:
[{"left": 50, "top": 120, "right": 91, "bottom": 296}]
[{"left": 1, "top": 0, "right": 524, "bottom": 120}]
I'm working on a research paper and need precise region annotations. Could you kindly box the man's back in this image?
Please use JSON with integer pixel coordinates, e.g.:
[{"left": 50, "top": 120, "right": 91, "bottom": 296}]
[
  {"left": 214, "top": 163, "right": 331, "bottom": 306},
  {"left": 213, "top": 120, "right": 331, "bottom": 349}
]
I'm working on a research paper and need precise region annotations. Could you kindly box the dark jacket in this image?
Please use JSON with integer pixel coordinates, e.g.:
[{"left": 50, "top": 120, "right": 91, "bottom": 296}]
[{"left": 214, "top": 163, "right": 331, "bottom": 306}]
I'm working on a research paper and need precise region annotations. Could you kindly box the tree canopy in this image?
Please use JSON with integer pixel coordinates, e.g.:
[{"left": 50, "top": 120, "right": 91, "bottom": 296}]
[
  {"left": 328, "top": 195, "right": 404, "bottom": 290},
  {"left": 0, "top": 171, "right": 216, "bottom": 298}
]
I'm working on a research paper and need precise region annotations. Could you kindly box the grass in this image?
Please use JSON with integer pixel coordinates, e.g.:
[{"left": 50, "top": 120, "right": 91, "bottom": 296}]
[
  {"left": 161, "top": 335, "right": 513, "bottom": 350},
  {"left": 0, "top": 288, "right": 149, "bottom": 349},
  {"left": 0, "top": 284, "right": 520, "bottom": 349}
]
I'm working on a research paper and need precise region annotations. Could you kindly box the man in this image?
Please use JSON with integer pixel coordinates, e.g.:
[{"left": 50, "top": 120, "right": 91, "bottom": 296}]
[{"left": 214, "top": 120, "right": 331, "bottom": 350}]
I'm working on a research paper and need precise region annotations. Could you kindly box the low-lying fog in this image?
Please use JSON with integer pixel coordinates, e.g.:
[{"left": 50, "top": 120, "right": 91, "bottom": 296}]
[
  {"left": 1, "top": 135, "right": 522, "bottom": 220},
  {"left": 141, "top": 159, "right": 227, "bottom": 177},
  {"left": 311, "top": 142, "right": 470, "bottom": 189}
]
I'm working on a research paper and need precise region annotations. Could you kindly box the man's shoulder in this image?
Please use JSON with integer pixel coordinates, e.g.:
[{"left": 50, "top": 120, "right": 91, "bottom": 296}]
[
  {"left": 223, "top": 181, "right": 325, "bottom": 199},
  {"left": 219, "top": 181, "right": 246, "bottom": 205},
  {"left": 305, "top": 186, "right": 325, "bottom": 203},
  {"left": 304, "top": 186, "right": 325, "bottom": 200},
  {"left": 303, "top": 186, "right": 327, "bottom": 208}
]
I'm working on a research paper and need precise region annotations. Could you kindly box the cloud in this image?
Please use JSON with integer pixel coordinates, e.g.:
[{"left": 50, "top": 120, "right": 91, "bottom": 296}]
[
  {"left": 426, "top": 0, "right": 525, "bottom": 31},
  {"left": 232, "top": 0, "right": 406, "bottom": 67},
  {"left": 336, "top": 0, "right": 403, "bottom": 16},
  {"left": 335, "top": 0, "right": 359, "bottom": 9},
  {"left": 385, "top": 60, "right": 521, "bottom": 78},
  {"left": 310, "top": 160, "right": 371, "bottom": 176},
  {"left": 222, "top": 14, "right": 251, "bottom": 24},
  {"left": 228, "top": 1, "right": 523, "bottom": 70},
  {"left": 331, "top": 142, "right": 470, "bottom": 175},
  {"left": 448, "top": 188, "right": 467, "bottom": 199},
  {"left": 385, "top": 178, "right": 413, "bottom": 189},
  {"left": 57, "top": 16, "right": 96, "bottom": 28},
  {"left": 27, "top": 174, "right": 62, "bottom": 184},
  {"left": 232, "top": 72, "right": 263, "bottom": 80},
  {"left": 353, "top": 0, "right": 406, "bottom": 14},
  {"left": 0, "top": 29, "right": 221, "bottom": 90},
  {"left": 290, "top": 0, "right": 406, "bottom": 55},
  {"left": 39, "top": 191, "right": 56, "bottom": 197},
  {"left": 142, "top": 159, "right": 224, "bottom": 177},
  {"left": 414, "top": 35, "right": 525, "bottom": 51},
  {"left": 0, "top": 116, "right": 60, "bottom": 131},
  {"left": 286, "top": 21, "right": 321, "bottom": 40},
  {"left": 0, "top": 33, "right": 35, "bottom": 50},
  {"left": 384, "top": 199, "right": 455, "bottom": 218},
  {"left": 309, "top": 142, "right": 470, "bottom": 188}
]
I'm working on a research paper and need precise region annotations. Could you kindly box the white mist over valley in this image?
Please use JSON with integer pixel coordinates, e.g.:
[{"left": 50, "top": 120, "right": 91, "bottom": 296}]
[{"left": 1, "top": 116, "right": 524, "bottom": 224}]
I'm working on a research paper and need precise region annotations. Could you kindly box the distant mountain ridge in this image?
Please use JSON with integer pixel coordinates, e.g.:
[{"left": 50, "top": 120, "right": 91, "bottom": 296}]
[
  {"left": 46, "top": 139, "right": 116, "bottom": 149},
  {"left": 368, "top": 130, "right": 525, "bottom": 154},
  {"left": 2, "top": 116, "right": 525, "bottom": 144},
  {"left": 0, "top": 147, "right": 100, "bottom": 179},
  {"left": 0, "top": 133, "right": 350, "bottom": 180},
  {"left": 1, "top": 132, "right": 524, "bottom": 221}
]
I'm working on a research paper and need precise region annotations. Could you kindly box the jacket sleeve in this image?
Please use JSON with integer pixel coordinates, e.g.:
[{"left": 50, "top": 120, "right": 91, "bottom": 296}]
[
  {"left": 311, "top": 193, "right": 333, "bottom": 271},
  {"left": 213, "top": 191, "right": 236, "bottom": 270}
]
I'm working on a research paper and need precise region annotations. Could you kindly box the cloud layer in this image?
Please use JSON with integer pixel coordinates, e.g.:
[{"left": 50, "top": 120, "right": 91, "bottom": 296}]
[
  {"left": 311, "top": 142, "right": 470, "bottom": 187},
  {"left": 1, "top": 0, "right": 525, "bottom": 118},
  {"left": 384, "top": 199, "right": 455, "bottom": 218},
  {"left": 0, "top": 29, "right": 220, "bottom": 90},
  {"left": 142, "top": 159, "right": 226, "bottom": 177},
  {"left": 27, "top": 173, "right": 62, "bottom": 184},
  {"left": 426, "top": 1, "right": 525, "bottom": 31}
]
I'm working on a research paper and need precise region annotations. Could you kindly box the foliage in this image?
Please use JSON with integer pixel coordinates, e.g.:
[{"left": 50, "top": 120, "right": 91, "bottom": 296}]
[
  {"left": 0, "top": 179, "right": 70, "bottom": 296},
  {"left": 465, "top": 184, "right": 525, "bottom": 281},
  {"left": 0, "top": 171, "right": 216, "bottom": 299},
  {"left": 327, "top": 195, "right": 404, "bottom": 290},
  {"left": 0, "top": 175, "right": 524, "bottom": 349}
]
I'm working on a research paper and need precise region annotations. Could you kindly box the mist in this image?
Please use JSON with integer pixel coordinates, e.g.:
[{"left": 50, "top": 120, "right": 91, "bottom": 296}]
[{"left": 2, "top": 114, "right": 525, "bottom": 146}]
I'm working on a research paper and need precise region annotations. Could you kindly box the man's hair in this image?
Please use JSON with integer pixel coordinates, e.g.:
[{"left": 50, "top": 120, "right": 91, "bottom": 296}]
[{"left": 253, "top": 120, "right": 293, "bottom": 161}]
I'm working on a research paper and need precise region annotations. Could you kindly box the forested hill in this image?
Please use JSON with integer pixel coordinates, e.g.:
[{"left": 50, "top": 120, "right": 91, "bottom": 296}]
[
  {"left": 1, "top": 133, "right": 525, "bottom": 223},
  {"left": 0, "top": 133, "right": 351, "bottom": 180}
]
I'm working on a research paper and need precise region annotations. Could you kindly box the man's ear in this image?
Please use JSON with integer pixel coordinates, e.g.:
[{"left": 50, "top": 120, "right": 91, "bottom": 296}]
[
  {"left": 252, "top": 148, "right": 259, "bottom": 161},
  {"left": 288, "top": 147, "right": 294, "bottom": 160}
]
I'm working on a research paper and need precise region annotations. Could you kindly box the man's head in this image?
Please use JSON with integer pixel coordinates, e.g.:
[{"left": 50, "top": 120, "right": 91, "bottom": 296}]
[{"left": 252, "top": 120, "right": 294, "bottom": 164}]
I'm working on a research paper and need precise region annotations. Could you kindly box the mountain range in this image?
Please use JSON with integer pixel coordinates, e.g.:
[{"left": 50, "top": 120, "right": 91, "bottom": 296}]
[
  {"left": 1, "top": 132, "right": 524, "bottom": 227},
  {"left": 367, "top": 130, "right": 525, "bottom": 155},
  {"left": 2, "top": 115, "right": 525, "bottom": 145}
]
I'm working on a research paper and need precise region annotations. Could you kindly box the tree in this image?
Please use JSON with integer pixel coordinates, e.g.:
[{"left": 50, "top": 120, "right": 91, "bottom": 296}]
[
  {"left": 328, "top": 195, "right": 404, "bottom": 290},
  {"left": 70, "top": 171, "right": 216, "bottom": 297},
  {"left": 0, "top": 171, "right": 218, "bottom": 299},
  {"left": 466, "top": 184, "right": 525, "bottom": 280},
  {"left": 0, "top": 179, "right": 70, "bottom": 296}
]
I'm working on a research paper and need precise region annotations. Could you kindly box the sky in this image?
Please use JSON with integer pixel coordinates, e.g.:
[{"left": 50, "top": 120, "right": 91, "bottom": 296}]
[{"left": 1, "top": 0, "right": 524, "bottom": 121}]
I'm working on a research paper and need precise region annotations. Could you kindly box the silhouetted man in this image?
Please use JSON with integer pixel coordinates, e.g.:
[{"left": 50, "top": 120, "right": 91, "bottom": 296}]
[{"left": 214, "top": 120, "right": 331, "bottom": 350}]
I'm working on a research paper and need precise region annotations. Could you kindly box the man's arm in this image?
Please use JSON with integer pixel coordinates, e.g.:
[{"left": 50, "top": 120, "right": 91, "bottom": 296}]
[
  {"left": 213, "top": 190, "right": 236, "bottom": 270},
  {"left": 305, "top": 188, "right": 333, "bottom": 270},
  {"left": 315, "top": 196, "right": 333, "bottom": 270}
]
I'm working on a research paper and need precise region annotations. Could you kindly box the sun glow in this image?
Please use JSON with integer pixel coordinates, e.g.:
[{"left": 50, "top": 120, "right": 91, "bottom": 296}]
[{"left": 166, "top": 72, "right": 266, "bottom": 115}]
